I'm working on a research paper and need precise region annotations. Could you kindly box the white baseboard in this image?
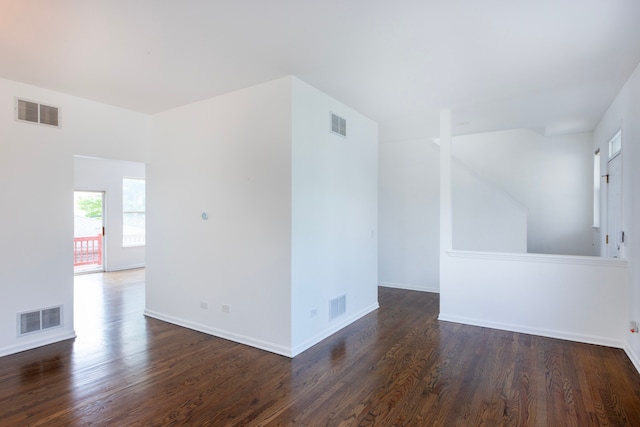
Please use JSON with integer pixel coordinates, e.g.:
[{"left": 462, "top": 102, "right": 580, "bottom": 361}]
[
  {"left": 106, "top": 263, "right": 145, "bottom": 272},
  {"left": 143, "top": 309, "right": 293, "bottom": 357},
  {"left": 438, "top": 314, "right": 624, "bottom": 349},
  {"left": 291, "top": 302, "right": 379, "bottom": 357},
  {"left": 378, "top": 281, "right": 439, "bottom": 294},
  {"left": 145, "top": 303, "right": 379, "bottom": 359},
  {"left": 624, "top": 343, "right": 640, "bottom": 375},
  {"left": 0, "top": 330, "right": 77, "bottom": 358}
]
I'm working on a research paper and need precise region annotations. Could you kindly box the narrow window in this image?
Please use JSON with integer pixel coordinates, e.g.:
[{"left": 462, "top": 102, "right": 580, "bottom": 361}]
[
  {"left": 593, "top": 149, "right": 600, "bottom": 227},
  {"left": 609, "top": 130, "right": 621, "bottom": 159},
  {"left": 123, "top": 178, "right": 145, "bottom": 246}
]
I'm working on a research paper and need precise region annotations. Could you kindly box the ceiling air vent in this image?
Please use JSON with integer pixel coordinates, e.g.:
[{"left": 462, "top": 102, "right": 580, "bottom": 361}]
[
  {"left": 331, "top": 112, "right": 346, "bottom": 137},
  {"left": 15, "top": 98, "right": 60, "bottom": 128}
]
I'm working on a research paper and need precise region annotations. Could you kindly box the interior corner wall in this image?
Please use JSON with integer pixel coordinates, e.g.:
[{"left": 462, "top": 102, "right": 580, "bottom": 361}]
[
  {"left": 146, "top": 77, "right": 293, "bottom": 356},
  {"left": 74, "top": 156, "right": 146, "bottom": 271},
  {"left": 452, "top": 129, "right": 594, "bottom": 256},
  {"left": 0, "top": 77, "right": 150, "bottom": 357},
  {"left": 290, "top": 78, "right": 379, "bottom": 355},
  {"left": 593, "top": 61, "right": 640, "bottom": 371},
  {"left": 378, "top": 139, "right": 440, "bottom": 292}
]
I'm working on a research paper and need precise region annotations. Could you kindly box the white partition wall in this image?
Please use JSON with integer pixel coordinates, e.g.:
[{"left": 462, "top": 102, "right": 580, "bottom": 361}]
[
  {"left": 146, "top": 78, "right": 295, "bottom": 355},
  {"left": 440, "top": 252, "right": 627, "bottom": 347},
  {"left": 291, "top": 78, "right": 378, "bottom": 354},
  {"left": 146, "top": 77, "right": 378, "bottom": 357}
]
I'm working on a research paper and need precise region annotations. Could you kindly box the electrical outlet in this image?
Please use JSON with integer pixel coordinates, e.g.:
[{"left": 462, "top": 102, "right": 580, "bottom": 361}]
[
  {"left": 222, "top": 304, "right": 230, "bottom": 313},
  {"left": 630, "top": 321, "right": 638, "bottom": 333},
  {"left": 200, "top": 301, "right": 208, "bottom": 310},
  {"left": 311, "top": 308, "right": 318, "bottom": 318}
]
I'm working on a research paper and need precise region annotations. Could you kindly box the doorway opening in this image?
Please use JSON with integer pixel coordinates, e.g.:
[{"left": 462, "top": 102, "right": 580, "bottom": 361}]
[{"left": 74, "top": 191, "right": 105, "bottom": 274}]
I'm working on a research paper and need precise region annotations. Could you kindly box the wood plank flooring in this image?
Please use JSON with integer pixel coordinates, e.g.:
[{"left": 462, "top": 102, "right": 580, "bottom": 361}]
[{"left": 1, "top": 269, "right": 640, "bottom": 426}]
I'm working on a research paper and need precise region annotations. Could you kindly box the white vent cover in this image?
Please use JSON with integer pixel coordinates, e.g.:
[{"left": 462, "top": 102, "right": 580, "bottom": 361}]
[
  {"left": 18, "top": 306, "right": 62, "bottom": 336},
  {"left": 329, "top": 295, "right": 346, "bottom": 320},
  {"left": 15, "top": 98, "right": 60, "bottom": 127},
  {"left": 331, "top": 113, "right": 346, "bottom": 137}
]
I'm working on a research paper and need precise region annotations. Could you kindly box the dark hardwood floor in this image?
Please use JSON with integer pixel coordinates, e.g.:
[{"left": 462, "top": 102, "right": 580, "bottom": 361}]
[{"left": 1, "top": 269, "right": 640, "bottom": 426}]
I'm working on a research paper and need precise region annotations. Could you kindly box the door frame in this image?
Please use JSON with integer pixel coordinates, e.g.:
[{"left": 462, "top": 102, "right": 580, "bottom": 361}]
[{"left": 73, "top": 189, "right": 106, "bottom": 273}]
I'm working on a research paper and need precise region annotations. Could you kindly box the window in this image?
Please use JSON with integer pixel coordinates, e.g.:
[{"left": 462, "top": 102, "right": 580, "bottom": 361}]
[
  {"left": 123, "top": 178, "right": 145, "bottom": 246},
  {"left": 608, "top": 130, "right": 621, "bottom": 159},
  {"left": 593, "top": 149, "right": 600, "bottom": 227}
]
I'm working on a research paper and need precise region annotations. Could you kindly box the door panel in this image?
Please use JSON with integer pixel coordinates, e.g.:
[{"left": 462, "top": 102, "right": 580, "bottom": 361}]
[{"left": 607, "top": 154, "right": 622, "bottom": 258}]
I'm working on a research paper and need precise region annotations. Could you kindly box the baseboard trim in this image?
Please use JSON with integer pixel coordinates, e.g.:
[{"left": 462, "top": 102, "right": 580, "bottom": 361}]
[
  {"left": 446, "top": 250, "right": 628, "bottom": 268},
  {"left": 0, "top": 330, "right": 77, "bottom": 358},
  {"left": 144, "top": 303, "right": 380, "bottom": 359},
  {"left": 438, "top": 314, "right": 624, "bottom": 349},
  {"left": 143, "top": 309, "right": 293, "bottom": 358},
  {"left": 624, "top": 344, "right": 640, "bottom": 375},
  {"left": 106, "top": 264, "right": 145, "bottom": 272},
  {"left": 379, "top": 281, "right": 439, "bottom": 294},
  {"left": 291, "top": 302, "right": 379, "bottom": 357}
]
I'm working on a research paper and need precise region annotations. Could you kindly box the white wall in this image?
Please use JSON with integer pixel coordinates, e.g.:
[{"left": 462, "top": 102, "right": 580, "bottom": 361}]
[
  {"left": 440, "top": 252, "right": 627, "bottom": 348},
  {"left": 0, "top": 77, "right": 150, "bottom": 357},
  {"left": 290, "top": 78, "right": 378, "bottom": 355},
  {"left": 146, "top": 78, "right": 294, "bottom": 356},
  {"left": 452, "top": 129, "right": 594, "bottom": 256},
  {"left": 378, "top": 139, "right": 440, "bottom": 292},
  {"left": 147, "top": 77, "right": 378, "bottom": 357},
  {"left": 74, "top": 156, "right": 146, "bottom": 271},
  {"left": 452, "top": 159, "right": 527, "bottom": 253},
  {"left": 593, "top": 61, "right": 640, "bottom": 371}
]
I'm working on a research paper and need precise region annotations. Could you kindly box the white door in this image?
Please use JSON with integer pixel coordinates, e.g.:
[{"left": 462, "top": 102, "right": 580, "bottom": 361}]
[{"left": 607, "top": 153, "right": 623, "bottom": 258}]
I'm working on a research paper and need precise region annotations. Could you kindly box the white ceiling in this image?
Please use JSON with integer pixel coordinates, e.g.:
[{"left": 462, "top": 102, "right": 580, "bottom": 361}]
[{"left": 1, "top": 0, "right": 639, "bottom": 138}]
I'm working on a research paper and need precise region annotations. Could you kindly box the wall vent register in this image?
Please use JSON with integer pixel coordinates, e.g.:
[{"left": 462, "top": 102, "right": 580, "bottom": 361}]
[
  {"left": 331, "top": 113, "right": 346, "bottom": 137},
  {"left": 329, "top": 294, "right": 346, "bottom": 320},
  {"left": 15, "top": 98, "right": 60, "bottom": 127},
  {"left": 18, "top": 306, "right": 62, "bottom": 336}
]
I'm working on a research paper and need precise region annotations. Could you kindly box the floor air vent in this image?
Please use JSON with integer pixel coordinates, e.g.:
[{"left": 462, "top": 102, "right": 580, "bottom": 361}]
[
  {"left": 329, "top": 295, "right": 346, "bottom": 320},
  {"left": 18, "top": 306, "right": 62, "bottom": 336},
  {"left": 15, "top": 98, "right": 60, "bottom": 127}
]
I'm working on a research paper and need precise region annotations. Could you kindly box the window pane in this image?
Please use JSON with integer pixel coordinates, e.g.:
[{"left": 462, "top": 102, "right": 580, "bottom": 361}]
[
  {"left": 593, "top": 150, "right": 600, "bottom": 227},
  {"left": 609, "top": 131, "right": 621, "bottom": 158},
  {"left": 123, "top": 212, "right": 145, "bottom": 246},
  {"left": 123, "top": 178, "right": 145, "bottom": 211},
  {"left": 123, "top": 178, "right": 145, "bottom": 246}
]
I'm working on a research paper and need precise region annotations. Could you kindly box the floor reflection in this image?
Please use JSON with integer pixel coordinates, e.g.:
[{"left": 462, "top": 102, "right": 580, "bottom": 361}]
[
  {"left": 20, "top": 354, "right": 65, "bottom": 385},
  {"left": 71, "top": 269, "right": 149, "bottom": 400}
]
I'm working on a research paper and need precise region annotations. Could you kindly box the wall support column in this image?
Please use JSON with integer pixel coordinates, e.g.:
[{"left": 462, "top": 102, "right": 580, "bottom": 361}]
[
  {"left": 439, "top": 109, "right": 453, "bottom": 254},
  {"left": 439, "top": 109, "right": 453, "bottom": 314}
]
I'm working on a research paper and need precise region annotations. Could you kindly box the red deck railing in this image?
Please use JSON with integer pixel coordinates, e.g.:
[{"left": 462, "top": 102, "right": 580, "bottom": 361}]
[{"left": 73, "top": 234, "right": 103, "bottom": 266}]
